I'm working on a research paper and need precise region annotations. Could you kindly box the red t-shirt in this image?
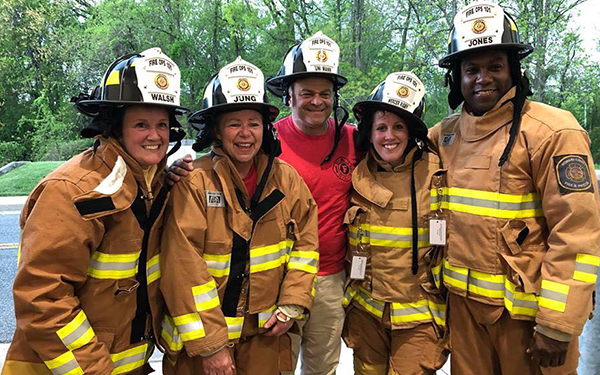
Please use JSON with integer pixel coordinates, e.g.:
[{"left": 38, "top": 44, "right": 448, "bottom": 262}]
[
  {"left": 274, "top": 116, "right": 359, "bottom": 275},
  {"left": 242, "top": 162, "right": 257, "bottom": 199}
]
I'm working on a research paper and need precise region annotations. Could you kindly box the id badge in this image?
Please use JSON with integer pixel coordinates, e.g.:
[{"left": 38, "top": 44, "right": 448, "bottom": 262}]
[
  {"left": 429, "top": 219, "right": 447, "bottom": 246},
  {"left": 350, "top": 255, "right": 367, "bottom": 280}
]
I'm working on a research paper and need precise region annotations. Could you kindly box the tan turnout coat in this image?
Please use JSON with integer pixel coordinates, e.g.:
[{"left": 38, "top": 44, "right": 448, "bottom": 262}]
[
  {"left": 2, "top": 138, "right": 169, "bottom": 375},
  {"left": 429, "top": 87, "right": 600, "bottom": 336},
  {"left": 159, "top": 148, "right": 319, "bottom": 358}
]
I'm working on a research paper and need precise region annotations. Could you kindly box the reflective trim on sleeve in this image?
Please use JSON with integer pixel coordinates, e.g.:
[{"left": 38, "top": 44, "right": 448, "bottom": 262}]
[
  {"left": 225, "top": 316, "right": 244, "bottom": 340},
  {"left": 431, "top": 187, "right": 543, "bottom": 219},
  {"left": 348, "top": 224, "right": 429, "bottom": 248},
  {"left": 146, "top": 254, "right": 161, "bottom": 284},
  {"left": 56, "top": 310, "right": 95, "bottom": 351},
  {"left": 192, "top": 279, "right": 220, "bottom": 312},
  {"left": 504, "top": 279, "right": 538, "bottom": 317},
  {"left": 160, "top": 315, "right": 183, "bottom": 352},
  {"left": 204, "top": 253, "right": 231, "bottom": 278},
  {"left": 258, "top": 305, "right": 277, "bottom": 328},
  {"left": 44, "top": 351, "right": 83, "bottom": 375},
  {"left": 342, "top": 285, "right": 357, "bottom": 307},
  {"left": 87, "top": 251, "right": 140, "bottom": 279},
  {"left": 573, "top": 253, "right": 600, "bottom": 284},
  {"left": 539, "top": 280, "right": 569, "bottom": 313},
  {"left": 173, "top": 313, "right": 206, "bottom": 341},
  {"left": 287, "top": 250, "right": 319, "bottom": 274},
  {"left": 110, "top": 343, "right": 149, "bottom": 375},
  {"left": 250, "top": 241, "right": 288, "bottom": 273}
]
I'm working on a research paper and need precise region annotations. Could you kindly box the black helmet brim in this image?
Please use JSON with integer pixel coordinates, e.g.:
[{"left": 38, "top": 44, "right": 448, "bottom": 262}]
[
  {"left": 266, "top": 72, "right": 348, "bottom": 97},
  {"left": 438, "top": 43, "right": 533, "bottom": 69}
]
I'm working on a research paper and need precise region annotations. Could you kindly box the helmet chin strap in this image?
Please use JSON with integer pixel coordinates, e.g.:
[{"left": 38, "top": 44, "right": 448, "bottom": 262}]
[{"left": 321, "top": 89, "right": 349, "bottom": 165}]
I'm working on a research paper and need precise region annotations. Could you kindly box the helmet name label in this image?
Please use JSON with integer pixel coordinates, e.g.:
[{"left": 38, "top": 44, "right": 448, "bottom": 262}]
[
  {"left": 233, "top": 95, "right": 257, "bottom": 103},
  {"left": 387, "top": 98, "right": 410, "bottom": 110},
  {"left": 467, "top": 36, "right": 493, "bottom": 47},
  {"left": 150, "top": 93, "right": 175, "bottom": 103}
]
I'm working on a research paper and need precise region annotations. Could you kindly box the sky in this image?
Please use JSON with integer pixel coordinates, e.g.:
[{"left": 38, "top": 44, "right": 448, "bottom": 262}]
[{"left": 572, "top": 0, "right": 600, "bottom": 61}]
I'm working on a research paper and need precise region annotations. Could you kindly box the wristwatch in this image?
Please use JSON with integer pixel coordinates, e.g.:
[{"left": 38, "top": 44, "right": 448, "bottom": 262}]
[{"left": 275, "top": 308, "right": 291, "bottom": 323}]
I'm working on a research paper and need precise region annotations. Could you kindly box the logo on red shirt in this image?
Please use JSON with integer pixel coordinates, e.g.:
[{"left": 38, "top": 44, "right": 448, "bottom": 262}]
[{"left": 333, "top": 156, "right": 354, "bottom": 182}]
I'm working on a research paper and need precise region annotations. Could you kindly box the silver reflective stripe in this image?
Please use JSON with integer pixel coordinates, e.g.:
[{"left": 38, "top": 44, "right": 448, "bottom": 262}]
[
  {"left": 575, "top": 262, "right": 598, "bottom": 274},
  {"left": 193, "top": 288, "right": 219, "bottom": 305},
  {"left": 60, "top": 320, "right": 91, "bottom": 348},
  {"left": 177, "top": 320, "right": 203, "bottom": 335},
  {"left": 288, "top": 256, "right": 318, "bottom": 268},
  {"left": 443, "top": 267, "right": 468, "bottom": 283},
  {"left": 356, "top": 288, "right": 384, "bottom": 314},
  {"left": 392, "top": 304, "right": 429, "bottom": 316},
  {"left": 113, "top": 349, "right": 146, "bottom": 370},
  {"left": 469, "top": 277, "right": 504, "bottom": 291},
  {"left": 448, "top": 195, "right": 541, "bottom": 211},
  {"left": 505, "top": 289, "right": 538, "bottom": 310},
  {"left": 250, "top": 250, "right": 285, "bottom": 266},
  {"left": 206, "top": 259, "right": 230, "bottom": 271},
  {"left": 146, "top": 262, "right": 160, "bottom": 278},
  {"left": 88, "top": 258, "right": 138, "bottom": 272},
  {"left": 540, "top": 289, "right": 568, "bottom": 304},
  {"left": 369, "top": 231, "right": 429, "bottom": 244},
  {"left": 49, "top": 359, "right": 79, "bottom": 375}
]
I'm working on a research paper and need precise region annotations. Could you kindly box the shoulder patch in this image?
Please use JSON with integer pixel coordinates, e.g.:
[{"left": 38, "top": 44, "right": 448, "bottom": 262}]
[
  {"left": 553, "top": 154, "right": 594, "bottom": 195},
  {"left": 206, "top": 191, "right": 225, "bottom": 207},
  {"left": 440, "top": 133, "right": 456, "bottom": 146}
]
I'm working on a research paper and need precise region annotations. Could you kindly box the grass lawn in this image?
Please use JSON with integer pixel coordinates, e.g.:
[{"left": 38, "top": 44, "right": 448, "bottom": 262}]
[{"left": 0, "top": 162, "right": 63, "bottom": 196}]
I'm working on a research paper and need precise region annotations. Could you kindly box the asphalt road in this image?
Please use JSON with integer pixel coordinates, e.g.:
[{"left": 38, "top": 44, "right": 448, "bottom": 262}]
[{"left": 0, "top": 204, "right": 19, "bottom": 343}]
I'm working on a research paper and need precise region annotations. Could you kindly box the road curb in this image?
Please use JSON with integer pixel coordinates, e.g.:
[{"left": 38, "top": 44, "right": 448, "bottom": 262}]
[{"left": 0, "top": 196, "right": 27, "bottom": 206}]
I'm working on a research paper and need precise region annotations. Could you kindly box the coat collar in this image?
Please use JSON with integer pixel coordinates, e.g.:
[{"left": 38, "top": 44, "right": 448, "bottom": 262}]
[{"left": 460, "top": 87, "right": 516, "bottom": 142}]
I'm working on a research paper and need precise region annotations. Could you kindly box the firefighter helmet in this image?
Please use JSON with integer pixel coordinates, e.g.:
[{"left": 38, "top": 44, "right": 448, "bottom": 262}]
[
  {"left": 439, "top": 1, "right": 533, "bottom": 68},
  {"left": 354, "top": 71, "right": 427, "bottom": 152},
  {"left": 266, "top": 31, "right": 347, "bottom": 99},
  {"left": 188, "top": 57, "right": 280, "bottom": 153}
]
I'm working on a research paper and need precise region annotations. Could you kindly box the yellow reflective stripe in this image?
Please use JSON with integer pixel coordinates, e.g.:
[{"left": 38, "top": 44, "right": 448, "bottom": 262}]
[
  {"left": 353, "top": 286, "right": 385, "bottom": 318},
  {"left": 106, "top": 70, "right": 120, "bottom": 86},
  {"left": 347, "top": 224, "right": 429, "bottom": 248},
  {"left": 44, "top": 351, "right": 83, "bottom": 375},
  {"left": 204, "top": 253, "right": 231, "bottom": 278},
  {"left": 160, "top": 315, "right": 183, "bottom": 352},
  {"left": 172, "top": 313, "right": 205, "bottom": 341},
  {"left": 504, "top": 279, "right": 538, "bottom": 317},
  {"left": 442, "top": 260, "right": 469, "bottom": 290},
  {"left": 250, "top": 241, "right": 287, "bottom": 273},
  {"left": 110, "top": 343, "right": 149, "bottom": 375},
  {"left": 429, "top": 301, "right": 446, "bottom": 326},
  {"left": 436, "top": 187, "right": 543, "bottom": 219},
  {"left": 390, "top": 300, "right": 432, "bottom": 324},
  {"left": 287, "top": 250, "right": 319, "bottom": 274},
  {"left": 342, "top": 286, "right": 357, "bottom": 307},
  {"left": 431, "top": 262, "right": 442, "bottom": 289},
  {"left": 192, "top": 279, "right": 220, "bottom": 312},
  {"left": 539, "top": 280, "right": 569, "bottom": 312},
  {"left": 258, "top": 305, "right": 277, "bottom": 328},
  {"left": 56, "top": 310, "right": 95, "bottom": 351},
  {"left": 87, "top": 251, "right": 140, "bottom": 279},
  {"left": 468, "top": 270, "right": 505, "bottom": 299},
  {"left": 226, "top": 316, "right": 244, "bottom": 340},
  {"left": 573, "top": 253, "right": 600, "bottom": 284},
  {"left": 146, "top": 254, "right": 161, "bottom": 284},
  {"left": 311, "top": 275, "right": 317, "bottom": 297}
]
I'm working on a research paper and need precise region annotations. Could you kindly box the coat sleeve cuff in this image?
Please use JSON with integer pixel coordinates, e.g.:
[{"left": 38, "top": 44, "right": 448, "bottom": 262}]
[{"left": 534, "top": 324, "right": 573, "bottom": 342}]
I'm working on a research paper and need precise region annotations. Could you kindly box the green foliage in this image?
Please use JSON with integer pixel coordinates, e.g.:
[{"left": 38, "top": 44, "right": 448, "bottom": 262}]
[
  {"left": 589, "top": 128, "right": 600, "bottom": 165},
  {"left": 0, "top": 161, "right": 63, "bottom": 196},
  {"left": 0, "top": 0, "right": 598, "bottom": 162},
  {"left": 0, "top": 141, "right": 23, "bottom": 166}
]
